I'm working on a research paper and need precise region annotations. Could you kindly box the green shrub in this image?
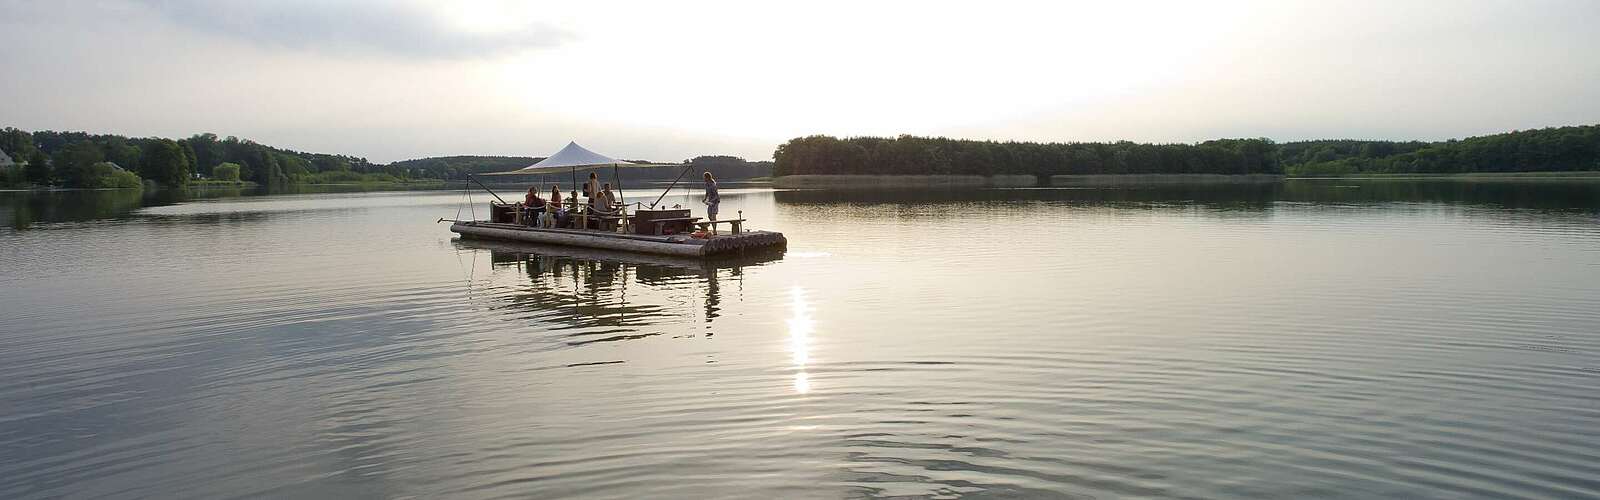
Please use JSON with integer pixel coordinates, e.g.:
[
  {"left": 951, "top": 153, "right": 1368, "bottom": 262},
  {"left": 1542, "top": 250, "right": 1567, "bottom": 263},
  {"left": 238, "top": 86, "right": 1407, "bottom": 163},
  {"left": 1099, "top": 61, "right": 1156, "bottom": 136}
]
[
  {"left": 317, "top": 170, "right": 366, "bottom": 182},
  {"left": 213, "top": 162, "right": 242, "bottom": 182},
  {"left": 83, "top": 162, "right": 144, "bottom": 189},
  {"left": 0, "top": 165, "right": 21, "bottom": 187},
  {"left": 1286, "top": 160, "right": 1361, "bottom": 177},
  {"left": 102, "top": 169, "right": 143, "bottom": 189}
]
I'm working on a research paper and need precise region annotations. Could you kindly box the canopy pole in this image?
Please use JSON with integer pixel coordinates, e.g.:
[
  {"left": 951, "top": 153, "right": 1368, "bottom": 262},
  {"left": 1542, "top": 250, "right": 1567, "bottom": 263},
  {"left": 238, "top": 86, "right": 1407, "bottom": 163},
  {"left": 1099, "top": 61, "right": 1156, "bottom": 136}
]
[
  {"left": 612, "top": 163, "right": 629, "bottom": 233},
  {"left": 651, "top": 164, "right": 695, "bottom": 209},
  {"left": 613, "top": 163, "right": 626, "bottom": 206}
]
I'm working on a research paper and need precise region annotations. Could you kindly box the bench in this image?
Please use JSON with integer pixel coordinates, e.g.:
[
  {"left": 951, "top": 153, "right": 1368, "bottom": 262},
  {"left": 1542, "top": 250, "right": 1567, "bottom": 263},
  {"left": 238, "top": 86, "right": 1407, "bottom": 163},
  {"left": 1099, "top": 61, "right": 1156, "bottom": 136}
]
[
  {"left": 695, "top": 216, "right": 745, "bottom": 235},
  {"left": 575, "top": 205, "right": 630, "bottom": 232}
]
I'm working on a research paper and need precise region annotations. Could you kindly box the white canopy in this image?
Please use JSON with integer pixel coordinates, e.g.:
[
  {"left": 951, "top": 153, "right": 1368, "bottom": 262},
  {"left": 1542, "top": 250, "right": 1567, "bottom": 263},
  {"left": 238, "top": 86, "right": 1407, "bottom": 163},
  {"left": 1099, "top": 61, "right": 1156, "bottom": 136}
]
[
  {"left": 478, "top": 141, "right": 680, "bottom": 181},
  {"left": 484, "top": 141, "right": 643, "bottom": 175},
  {"left": 525, "top": 141, "right": 622, "bottom": 170}
]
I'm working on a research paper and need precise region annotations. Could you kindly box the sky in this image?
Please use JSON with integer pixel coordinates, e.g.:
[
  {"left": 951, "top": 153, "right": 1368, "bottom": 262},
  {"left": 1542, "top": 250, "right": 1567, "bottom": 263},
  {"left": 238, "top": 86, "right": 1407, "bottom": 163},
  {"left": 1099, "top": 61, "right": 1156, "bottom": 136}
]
[{"left": 1, "top": 0, "right": 1597, "bottom": 163}]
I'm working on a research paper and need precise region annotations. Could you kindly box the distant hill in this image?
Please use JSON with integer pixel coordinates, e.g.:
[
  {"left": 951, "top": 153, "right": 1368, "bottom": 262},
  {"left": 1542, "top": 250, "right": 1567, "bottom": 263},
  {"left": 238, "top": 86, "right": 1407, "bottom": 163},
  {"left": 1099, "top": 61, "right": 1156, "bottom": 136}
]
[
  {"left": 387, "top": 155, "right": 541, "bottom": 179},
  {"left": 390, "top": 154, "right": 773, "bottom": 183}
]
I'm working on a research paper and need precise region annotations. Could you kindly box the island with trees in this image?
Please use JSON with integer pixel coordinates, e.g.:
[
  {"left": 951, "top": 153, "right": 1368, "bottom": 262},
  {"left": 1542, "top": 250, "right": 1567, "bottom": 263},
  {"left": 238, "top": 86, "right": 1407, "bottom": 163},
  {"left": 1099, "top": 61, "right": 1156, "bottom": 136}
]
[{"left": 772, "top": 124, "right": 1600, "bottom": 186}]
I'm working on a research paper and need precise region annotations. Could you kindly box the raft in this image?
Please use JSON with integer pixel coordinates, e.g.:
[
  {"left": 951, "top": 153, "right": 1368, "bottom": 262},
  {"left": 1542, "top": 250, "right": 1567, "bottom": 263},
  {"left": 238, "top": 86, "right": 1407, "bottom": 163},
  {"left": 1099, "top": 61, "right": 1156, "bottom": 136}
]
[{"left": 450, "top": 221, "right": 786, "bottom": 258}]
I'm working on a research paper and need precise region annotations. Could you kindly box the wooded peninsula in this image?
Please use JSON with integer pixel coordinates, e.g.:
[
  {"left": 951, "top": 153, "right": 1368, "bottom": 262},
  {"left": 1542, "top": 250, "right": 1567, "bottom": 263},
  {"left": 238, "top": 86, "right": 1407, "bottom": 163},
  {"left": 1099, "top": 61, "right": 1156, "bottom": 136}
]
[{"left": 773, "top": 125, "right": 1600, "bottom": 178}]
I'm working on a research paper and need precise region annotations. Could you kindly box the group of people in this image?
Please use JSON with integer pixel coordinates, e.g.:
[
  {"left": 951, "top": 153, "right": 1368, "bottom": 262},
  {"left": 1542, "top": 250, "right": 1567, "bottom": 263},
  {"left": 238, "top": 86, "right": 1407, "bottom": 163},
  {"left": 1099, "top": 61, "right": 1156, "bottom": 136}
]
[
  {"left": 518, "top": 172, "right": 626, "bottom": 229},
  {"left": 515, "top": 171, "right": 722, "bottom": 233}
]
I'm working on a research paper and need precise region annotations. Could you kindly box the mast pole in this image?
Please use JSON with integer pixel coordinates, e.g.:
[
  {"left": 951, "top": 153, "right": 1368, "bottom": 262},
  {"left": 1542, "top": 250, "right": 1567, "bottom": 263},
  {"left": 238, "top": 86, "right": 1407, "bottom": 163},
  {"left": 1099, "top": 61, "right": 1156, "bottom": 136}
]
[
  {"left": 650, "top": 163, "right": 694, "bottom": 209},
  {"left": 467, "top": 173, "right": 507, "bottom": 204},
  {"left": 466, "top": 174, "right": 476, "bottom": 221}
]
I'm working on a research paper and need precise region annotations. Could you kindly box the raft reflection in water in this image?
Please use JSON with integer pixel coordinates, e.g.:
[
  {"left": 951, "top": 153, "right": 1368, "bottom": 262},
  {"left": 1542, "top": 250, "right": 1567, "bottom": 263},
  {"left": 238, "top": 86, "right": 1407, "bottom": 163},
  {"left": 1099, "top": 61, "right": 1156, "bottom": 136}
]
[{"left": 452, "top": 238, "right": 785, "bottom": 346}]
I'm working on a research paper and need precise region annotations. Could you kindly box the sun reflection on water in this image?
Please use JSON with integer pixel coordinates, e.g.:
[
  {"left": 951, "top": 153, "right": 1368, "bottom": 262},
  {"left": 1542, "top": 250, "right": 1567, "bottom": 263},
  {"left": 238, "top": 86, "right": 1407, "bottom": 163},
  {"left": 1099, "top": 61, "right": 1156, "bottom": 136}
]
[
  {"left": 792, "top": 371, "right": 810, "bottom": 394},
  {"left": 787, "top": 286, "right": 814, "bottom": 394}
]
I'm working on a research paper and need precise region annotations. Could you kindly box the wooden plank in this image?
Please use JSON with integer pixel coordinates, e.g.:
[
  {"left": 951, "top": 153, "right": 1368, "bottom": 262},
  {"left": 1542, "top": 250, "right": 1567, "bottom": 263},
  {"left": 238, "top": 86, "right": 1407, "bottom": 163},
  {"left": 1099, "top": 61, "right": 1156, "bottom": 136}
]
[
  {"left": 694, "top": 218, "right": 746, "bottom": 234},
  {"left": 470, "top": 222, "right": 695, "bottom": 244},
  {"left": 452, "top": 223, "right": 786, "bottom": 258}
]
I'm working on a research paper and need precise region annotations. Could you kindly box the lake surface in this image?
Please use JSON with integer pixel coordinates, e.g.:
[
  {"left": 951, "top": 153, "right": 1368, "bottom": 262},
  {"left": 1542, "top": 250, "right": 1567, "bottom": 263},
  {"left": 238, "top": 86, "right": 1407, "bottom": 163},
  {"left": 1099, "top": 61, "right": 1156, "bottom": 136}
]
[{"left": 3, "top": 180, "right": 1599, "bottom": 499}]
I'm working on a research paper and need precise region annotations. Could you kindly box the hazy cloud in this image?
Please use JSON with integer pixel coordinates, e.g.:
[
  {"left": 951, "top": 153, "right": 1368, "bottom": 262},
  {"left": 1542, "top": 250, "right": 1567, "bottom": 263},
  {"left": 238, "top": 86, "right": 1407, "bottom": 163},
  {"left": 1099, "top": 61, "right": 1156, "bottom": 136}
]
[
  {"left": 1, "top": 1, "right": 1597, "bottom": 163},
  {"left": 130, "top": 0, "right": 571, "bottom": 59}
]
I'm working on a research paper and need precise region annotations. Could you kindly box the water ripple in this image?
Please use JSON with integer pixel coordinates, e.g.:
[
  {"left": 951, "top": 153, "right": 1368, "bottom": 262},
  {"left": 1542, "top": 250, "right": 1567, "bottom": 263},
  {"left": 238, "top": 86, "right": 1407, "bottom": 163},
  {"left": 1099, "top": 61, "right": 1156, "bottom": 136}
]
[{"left": 2, "top": 186, "right": 1599, "bottom": 498}]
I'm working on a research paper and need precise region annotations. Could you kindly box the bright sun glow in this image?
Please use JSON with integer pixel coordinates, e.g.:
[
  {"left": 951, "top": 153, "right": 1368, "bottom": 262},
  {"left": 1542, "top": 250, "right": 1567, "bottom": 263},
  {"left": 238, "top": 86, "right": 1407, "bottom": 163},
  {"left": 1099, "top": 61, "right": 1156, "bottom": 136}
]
[{"left": 500, "top": 1, "right": 1246, "bottom": 143}]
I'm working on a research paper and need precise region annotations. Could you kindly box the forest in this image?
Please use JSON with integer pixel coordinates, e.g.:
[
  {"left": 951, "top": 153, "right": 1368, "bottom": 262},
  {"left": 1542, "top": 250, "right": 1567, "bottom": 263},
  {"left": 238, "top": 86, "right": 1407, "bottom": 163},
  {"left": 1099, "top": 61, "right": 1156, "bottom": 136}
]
[
  {"left": 0, "top": 128, "right": 383, "bottom": 189},
  {"left": 1278, "top": 125, "right": 1600, "bottom": 175},
  {"left": 9, "top": 124, "right": 1593, "bottom": 189},
  {"left": 0, "top": 127, "right": 773, "bottom": 190},
  {"left": 773, "top": 125, "right": 1600, "bottom": 177},
  {"left": 774, "top": 135, "right": 1281, "bottom": 177}
]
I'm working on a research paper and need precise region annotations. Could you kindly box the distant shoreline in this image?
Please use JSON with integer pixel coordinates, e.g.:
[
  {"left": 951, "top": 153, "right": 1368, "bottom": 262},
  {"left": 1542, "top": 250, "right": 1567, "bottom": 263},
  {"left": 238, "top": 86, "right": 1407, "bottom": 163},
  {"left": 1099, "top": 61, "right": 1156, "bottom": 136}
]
[
  {"left": 11, "top": 172, "right": 1595, "bottom": 194},
  {"left": 296, "top": 179, "right": 449, "bottom": 188},
  {"left": 1, "top": 178, "right": 449, "bottom": 193},
  {"left": 1051, "top": 174, "right": 1283, "bottom": 185},
  {"left": 772, "top": 172, "right": 1600, "bottom": 188},
  {"left": 1286, "top": 171, "right": 1600, "bottom": 180},
  {"left": 190, "top": 180, "right": 256, "bottom": 188},
  {"left": 772, "top": 175, "right": 1038, "bottom": 188}
]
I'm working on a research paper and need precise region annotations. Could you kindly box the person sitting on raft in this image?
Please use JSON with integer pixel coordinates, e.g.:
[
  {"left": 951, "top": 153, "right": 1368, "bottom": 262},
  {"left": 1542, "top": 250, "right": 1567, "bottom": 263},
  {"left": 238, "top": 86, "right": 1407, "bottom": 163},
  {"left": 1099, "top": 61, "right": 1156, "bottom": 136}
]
[
  {"left": 594, "top": 182, "right": 622, "bottom": 231},
  {"left": 541, "top": 184, "right": 564, "bottom": 228},
  {"left": 522, "top": 186, "right": 545, "bottom": 226}
]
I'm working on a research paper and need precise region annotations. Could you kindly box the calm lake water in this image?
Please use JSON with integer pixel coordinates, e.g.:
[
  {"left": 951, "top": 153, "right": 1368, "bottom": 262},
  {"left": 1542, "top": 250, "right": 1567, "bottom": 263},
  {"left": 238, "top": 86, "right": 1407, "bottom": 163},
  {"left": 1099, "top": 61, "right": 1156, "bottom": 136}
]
[{"left": 3, "top": 180, "right": 1599, "bottom": 499}]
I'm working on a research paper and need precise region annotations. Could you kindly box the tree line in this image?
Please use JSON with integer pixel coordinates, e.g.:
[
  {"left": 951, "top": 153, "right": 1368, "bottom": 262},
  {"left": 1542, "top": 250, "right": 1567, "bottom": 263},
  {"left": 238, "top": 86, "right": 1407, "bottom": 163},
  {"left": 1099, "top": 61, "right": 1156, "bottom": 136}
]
[
  {"left": 0, "top": 127, "right": 775, "bottom": 189},
  {"left": 1279, "top": 125, "right": 1600, "bottom": 175},
  {"left": 774, "top": 135, "right": 1281, "bottom": 177},
  {"left": 684, "top": 156, "right": 774, "bottom": 180},
  {"left": 0, "top": 128, "right": 389, "bottom": 189},
  {"left": 773, "top": 125, "right": 1600, "bottom": 177}
]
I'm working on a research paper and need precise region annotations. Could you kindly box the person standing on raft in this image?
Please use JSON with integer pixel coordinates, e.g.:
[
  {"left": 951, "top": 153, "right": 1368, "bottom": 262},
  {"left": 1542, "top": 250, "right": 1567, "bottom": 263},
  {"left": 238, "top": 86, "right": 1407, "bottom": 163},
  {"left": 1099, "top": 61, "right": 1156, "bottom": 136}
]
[
  {"left": 702, "top": 172, "right": 721, "bottom": 234},
  {"left": 584, "top": 172, "right": 601, "bottom": 211}
]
